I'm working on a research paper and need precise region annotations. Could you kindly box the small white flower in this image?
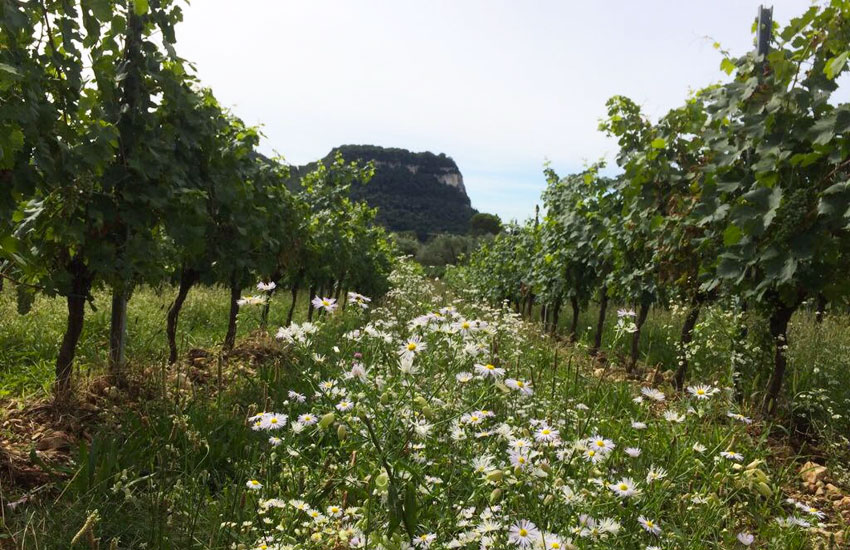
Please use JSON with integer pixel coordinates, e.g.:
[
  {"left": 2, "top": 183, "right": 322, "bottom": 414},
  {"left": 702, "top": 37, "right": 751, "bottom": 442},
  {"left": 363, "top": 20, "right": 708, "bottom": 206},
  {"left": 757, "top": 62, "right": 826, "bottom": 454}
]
[
  {"left": 311, "top": 296, "right": 338, "bottom": 313},
  {"left": 413, "top": 533, "right": 436, "bottom": 548},
  {"left": 720, "top": 450, "right": 744, "bottom": 461},
  {"left": 246, "top": 479, "right": 263, "bottom": 490},
  {"left": 257, "top": 281, "right": 276, "bottom": 292},
  {"left": 687, "top": 384, "right": 717, "bottom": 399},
  {"left": 736, "top": 532, "right": 754, "bottom": 546},
  {"left": 508, "top": 520, "right": 540, "bottom": 547},
  {"left": 609, "top": 477, "right": 639, "bottom": 498},
  {"left": 505, "top": 378, "right": 533, "bottom": 396},
  {"left": 475, "top": 363, "right": 505, "bottom": 379},
  {"left": 641, "top": 387, "right": 666, "bottom": 402},
  {"left": 637, "top": 516, "right": 661, "bottom": 536}
]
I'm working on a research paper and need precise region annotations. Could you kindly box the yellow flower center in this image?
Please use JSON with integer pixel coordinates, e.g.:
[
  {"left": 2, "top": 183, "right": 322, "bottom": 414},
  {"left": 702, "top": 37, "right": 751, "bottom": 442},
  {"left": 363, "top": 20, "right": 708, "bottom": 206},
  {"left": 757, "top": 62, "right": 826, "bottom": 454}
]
[
  {"left": 619, "top": 484, "right": 628, "bottom": 490},
  {"left": 519, "top": 529, "right": 528, "bottom": 537},
  {"left": 462, "top": 322, "right": 470, "bottom": 329},
  {"left": 486, "top": 364, "right": 495, "bottom": 370},
  {"left": 596, "top": 440, "right": 605, "bottom": 447},
  {"left": 542, "top": 429, "right": 550, "bottom": 435},
  {"left": 551, "top": 544, "right": 560, "bottom": 549},
  {"left": 697, "top": 389, "right": 705, "bottom": 395},
  {"left": 407, "top": 343, "right": 417, "bottom": 351},
  {"left": 516, "top": 381, "right": 524, "bottom": 387},
  {"left": 646, "top": 521, "right": 654, "bottom": 528},
  {"left": 588, "top": 450, "right": 596, "bottom": 456}
]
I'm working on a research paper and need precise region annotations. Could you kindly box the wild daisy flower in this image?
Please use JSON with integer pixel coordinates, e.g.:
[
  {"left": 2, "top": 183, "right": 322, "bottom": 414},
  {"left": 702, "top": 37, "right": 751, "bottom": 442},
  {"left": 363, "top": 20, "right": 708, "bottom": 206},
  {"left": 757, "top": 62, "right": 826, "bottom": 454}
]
[
  {"left": 637, "top": 516, "right": 661, "bottom": 535},
  {"left": 453, "top": 319, "right": 475, "bottom": 335},
  {"left": 509, "top": 449, "right": 532, "bottom": 469},
  {"left": 582, "top": 448, "right": 606, "bottom": 464},
  {"left": 475, "top": 363, "right": 505, "bottom": 378},
  {"left": 461, "top": 412, "right": 484, "bottom": 425},
  {"left": 311, "top": 296, "right": 338, "bottom": 312},
  {"left": 508, "top": 520, "right": 540, "bottom": 547},
  {"left": 587, "top": 435, "right": 616, "bottom": 453},
  {"left": 413, "top": 533, "right": 436, "bottom": 548},
  {"left": 625, "top": 447, "right": 642, "bottom": 457},
  {"left": 298, "top": 413, "right": 318, "bottom": 425},
  {"left": 471, "top": 455, "right": 496, "bottom": 474},
  {"left": 727, "top": 411, "right": 753, "bottom": 424},
  {"left": 663, "top": 410, "right": 685, "bottom": 423},
  {"left": 687, "top": 384, "right": 717, "bottom": 399},
  {"left": 646, "top": 466, "right": 667, "bottom": 484},
  {"left": 336, "top": 400, "right": 354, "bottom": 412},
  {"left": 720, "top": 450, "right": 744, "bottom": 461},
  {"left": 261, "top": 413, "right": 287, "bottom": 430},
  {"left": 534, "top": 425, "right": 560, "bottom": 443},
  {"left": 736, "top": 532, "right": 754, "bottom": 545},
  {"left": 288, "top": 390, "right": 306, "bottom": 403},
  {"left": 399, "top": 337, "right": 426, "bottom": 359},
  {"left": 609, "top": 477, "right": 639, "bottom": 498},
  {"left": 456, "top": 371, "right": 473, "bottom": 383},
  {"left": 631, "top": 421, "right": 648, "bottom": 430},
  {"left": 794, "top": 501, "right": 826, "bottom": 519},
  {"left": 289, "top": 499, "right": 309, "bottom": 511},
  {"left": 542, "top": 534, "right": 569, "bottom": 550},
  {"left": 641, "top": 387, "right": 666, "bottom": 402},
  {"left": 238, "top": 295, "right": 267, "bottom": 307},
  {"left": 246, "top": 479, "right": 263, "bottom": 490},
  {"left": 505, "top": 378, "right": 533, "bottom": 396},
  {"left": 257, "top": 281, "right": 276, "bottom": 291},
  {"left": 347, "top": 292, "right": 372, "bottom": 309}
]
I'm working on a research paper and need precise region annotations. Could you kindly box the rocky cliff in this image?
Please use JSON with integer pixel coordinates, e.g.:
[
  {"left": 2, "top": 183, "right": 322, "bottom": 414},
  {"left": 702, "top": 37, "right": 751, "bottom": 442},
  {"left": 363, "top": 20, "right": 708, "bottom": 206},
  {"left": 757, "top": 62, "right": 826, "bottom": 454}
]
[{"left": 292, "top": 145, "right": 477, "bottom": 239}]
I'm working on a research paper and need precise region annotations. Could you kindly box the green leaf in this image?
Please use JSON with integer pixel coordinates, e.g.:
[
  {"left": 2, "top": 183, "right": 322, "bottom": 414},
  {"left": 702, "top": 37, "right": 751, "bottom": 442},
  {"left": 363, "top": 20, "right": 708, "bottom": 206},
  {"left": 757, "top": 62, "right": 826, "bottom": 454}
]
[
  {"left": 650, "top": 138, "right": 666, "bottom": 149},
  {"left": 717, "top": 256, "right": 743, "bottom": 279},
  {"left": 86, "top": 0, "right": 113, "bottom": 22},
  {"left": 0, "top": 63, "right": 21, "bottom": 78},
  {"left": 133, "top": 0, "right": 149, "bottom": 15},
  {"left": 650, "top": 214, "right": 664, "bottom": 230},
  {"left": 720, "top": 58, "right": 736, "bottom": 75},
  {"left": 723, "top": 224, "right": 743, "bottom": 246},
  {"left": 824, "top": 51, "right": 849, "bottom": 80}
]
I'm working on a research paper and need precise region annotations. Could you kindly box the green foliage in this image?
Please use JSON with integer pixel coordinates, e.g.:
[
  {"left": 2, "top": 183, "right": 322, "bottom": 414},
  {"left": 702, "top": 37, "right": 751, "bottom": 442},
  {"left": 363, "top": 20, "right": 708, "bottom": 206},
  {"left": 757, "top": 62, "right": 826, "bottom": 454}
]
[
  {"left": 0, "top": 0, "right": 396, "bottom": 397},
  {"left": 447, "top": 0, "right": 850, "bottom": 412},
  {"left": 469, "top": 212, "right": 502, "bottom": 236}
]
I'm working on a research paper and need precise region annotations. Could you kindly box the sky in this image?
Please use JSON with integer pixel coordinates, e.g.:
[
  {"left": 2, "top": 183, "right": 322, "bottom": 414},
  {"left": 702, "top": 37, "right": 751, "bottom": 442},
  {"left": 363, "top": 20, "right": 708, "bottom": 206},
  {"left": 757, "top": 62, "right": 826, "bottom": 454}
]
[{"left": 176, "top": 1, "right": 816, "bottom": 223}]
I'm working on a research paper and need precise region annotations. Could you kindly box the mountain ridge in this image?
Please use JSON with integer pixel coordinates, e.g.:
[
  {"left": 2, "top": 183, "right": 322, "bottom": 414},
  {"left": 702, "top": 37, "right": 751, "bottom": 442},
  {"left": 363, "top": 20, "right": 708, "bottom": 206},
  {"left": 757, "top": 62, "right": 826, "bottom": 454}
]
[{"left": 289, "top": 145, "right": 478, "bottom": 239}]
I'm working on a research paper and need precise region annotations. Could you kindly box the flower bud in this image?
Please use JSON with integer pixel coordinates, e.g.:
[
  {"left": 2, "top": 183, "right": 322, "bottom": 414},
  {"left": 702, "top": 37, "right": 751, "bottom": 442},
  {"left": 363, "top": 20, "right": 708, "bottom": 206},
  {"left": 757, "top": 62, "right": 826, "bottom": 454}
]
[
  {"left": 319, "top": 412, "right": 336, "bottom": 429},
  {"left": 486, "top": 469, "right": 504, "bottom": 483}
]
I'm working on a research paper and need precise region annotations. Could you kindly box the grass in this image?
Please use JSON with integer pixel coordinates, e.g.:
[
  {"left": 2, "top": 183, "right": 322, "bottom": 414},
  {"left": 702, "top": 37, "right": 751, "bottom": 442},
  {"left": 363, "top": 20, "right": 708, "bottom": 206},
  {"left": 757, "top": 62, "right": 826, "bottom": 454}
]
[
  {"left": 527, "top": 299, "right": 850, "bottom": 487},
  {"left": 0, "top": 269, "right": 848, "bottom": 548},
  {"left": 0, "top": 284, "right": 313, "bottom": 398}
]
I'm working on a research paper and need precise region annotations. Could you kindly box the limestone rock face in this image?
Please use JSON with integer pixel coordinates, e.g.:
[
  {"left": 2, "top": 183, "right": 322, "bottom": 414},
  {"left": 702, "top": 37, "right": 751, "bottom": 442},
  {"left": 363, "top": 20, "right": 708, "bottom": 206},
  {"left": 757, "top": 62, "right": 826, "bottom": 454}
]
[{"left": 291, "top": 145, "right": 477, "bottom": 239}]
